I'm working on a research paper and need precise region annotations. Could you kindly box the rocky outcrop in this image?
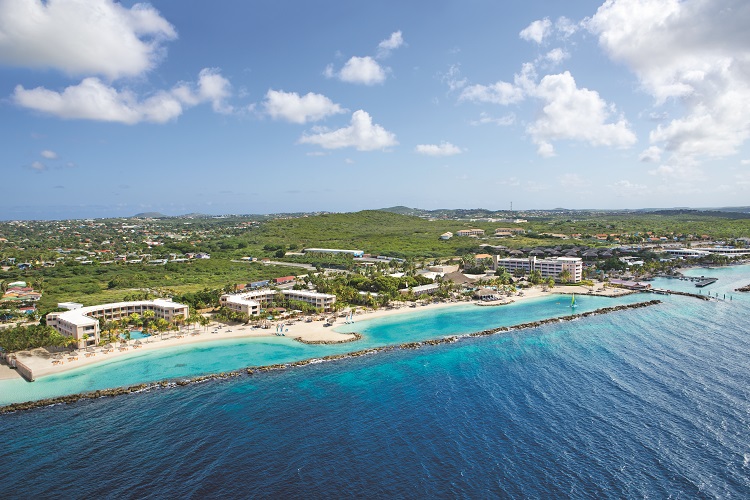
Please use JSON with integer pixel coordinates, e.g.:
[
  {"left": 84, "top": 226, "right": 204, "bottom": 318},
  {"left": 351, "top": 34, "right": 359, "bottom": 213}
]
[
  {"left": 735, "top": 284, "right": 750, "bottom": 292},
  {"left": 0, "top": 300, "right": 663, "bottom": 414}
]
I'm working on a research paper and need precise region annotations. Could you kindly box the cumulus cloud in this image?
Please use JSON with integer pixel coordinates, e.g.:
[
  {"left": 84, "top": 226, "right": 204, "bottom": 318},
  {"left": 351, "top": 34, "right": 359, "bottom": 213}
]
[
  {"left": 415, "top": 142, "right": 462, "bottom": 156},
  {"left": 171, "top": 68, "right": 233, "bottom": 114},
  {"left": 639, "top": 146, "right": 662, "bottom": 163},
  {"left": 299, "top": 110, "right": 397, "bottom": 151},
  {"left": 14, "top": 68, "right": 233, "bottom": 124},
  {"left": 327, "top": 32, "right": 403, "bottom": 85},
  {"left": 0, "top": 0, "right": 176, "bottom": 79},
  {"left": 29, "top": 161, "right": 47, "bottom": 172},
  {"left": 462, "top": 61, "right": 636, "bottom": 156},
  {"left": 519, "top": 18, "right": 552, "bottom": 44},
  {"left": 40, "top": 150, "right": 58, "bottom": 159},
  {"left": 377, "top": 31, "right": 404, "bottom": 59},
  {"left": 335, "top": 56, "right": 387, "bottom": 85},
  {"left": 587, "top": 0, "right": 750, "bottom": 169},
  {"left": 459, "top": 80, "right": 524, "bottom": 105},
  {"left": 264, "top": 89, "right": 346, "bottom": 124},
  {"left": 527, "top": 71, "right": 637, "bottom": 155}
]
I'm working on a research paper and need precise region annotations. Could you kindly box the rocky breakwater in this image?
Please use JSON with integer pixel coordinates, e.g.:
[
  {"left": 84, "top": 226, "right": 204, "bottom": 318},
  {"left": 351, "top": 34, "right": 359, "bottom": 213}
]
[
  {"left": 735, "top": 284, "right": 750, "bottom": 292},
  {"left": 294, "top": 333, "right": 363, "bottom": 345},
  {"left": 2, "top": 301, "right": 663, "bottom": 414}
]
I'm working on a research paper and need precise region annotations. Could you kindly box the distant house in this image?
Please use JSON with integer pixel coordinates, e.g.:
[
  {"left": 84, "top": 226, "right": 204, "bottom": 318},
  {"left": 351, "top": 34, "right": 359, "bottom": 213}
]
[
  {"left": 439, "top": 232, "right": 453, "bottom": 240},
  {"left": 274, "top": 276, "right": 295, "bottom": 285}
]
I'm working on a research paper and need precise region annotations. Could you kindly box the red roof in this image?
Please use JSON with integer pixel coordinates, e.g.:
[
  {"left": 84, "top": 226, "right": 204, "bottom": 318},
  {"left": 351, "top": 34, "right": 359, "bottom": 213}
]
[{"left": 274, "top": 276, "right": 295, "bottom": 283}]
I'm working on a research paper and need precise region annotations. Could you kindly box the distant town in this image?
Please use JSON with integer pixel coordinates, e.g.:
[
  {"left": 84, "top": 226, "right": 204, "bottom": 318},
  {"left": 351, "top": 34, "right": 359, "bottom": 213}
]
[{"left": 1, "top": 208, "right": 749, "bottom": 364}]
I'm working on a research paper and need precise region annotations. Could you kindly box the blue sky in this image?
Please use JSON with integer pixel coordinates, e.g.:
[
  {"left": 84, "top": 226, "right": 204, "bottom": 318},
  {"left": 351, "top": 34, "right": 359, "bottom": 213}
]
[{"left": 2, "top": 0, "right": 750, "bottom": 219}]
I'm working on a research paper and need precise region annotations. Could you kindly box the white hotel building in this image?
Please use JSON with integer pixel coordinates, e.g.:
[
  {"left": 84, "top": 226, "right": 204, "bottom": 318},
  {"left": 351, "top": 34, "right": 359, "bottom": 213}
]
[
  {"left": 220, "top": 289, "right": 336, "bottom": 316},
  {"left": 493, "top": 256, "right": 583, "bottom": 283},
  {"left": 46, "top": 299, "right": 190, "bottom": 348}
]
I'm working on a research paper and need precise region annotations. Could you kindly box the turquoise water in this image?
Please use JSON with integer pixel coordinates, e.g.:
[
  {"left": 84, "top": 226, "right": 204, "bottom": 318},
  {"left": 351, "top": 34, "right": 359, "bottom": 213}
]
[
  {"left": 0, "top": 267, "right": 746, "bottom": 407},
  {"left": 126, "top": 330, "right": 149, "bottom": 340},
  {"left": 1, "top": 293, "right": 646, "bottom": 406},
  {"left": 1, "top": 265, "right": 749, "bottom": 496}
]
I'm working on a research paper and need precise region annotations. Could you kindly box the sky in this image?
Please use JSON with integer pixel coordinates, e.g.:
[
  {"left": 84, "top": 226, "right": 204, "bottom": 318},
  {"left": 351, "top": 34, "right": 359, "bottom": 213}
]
[{"left": 2, "top": 0, "right": 750, "bottom": 220}]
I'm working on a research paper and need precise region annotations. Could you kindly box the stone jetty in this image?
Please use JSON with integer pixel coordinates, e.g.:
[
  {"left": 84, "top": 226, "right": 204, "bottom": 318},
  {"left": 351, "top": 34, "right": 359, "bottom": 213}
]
[{"left": 735, "top": 284, "right": 750, "bottom": 292}]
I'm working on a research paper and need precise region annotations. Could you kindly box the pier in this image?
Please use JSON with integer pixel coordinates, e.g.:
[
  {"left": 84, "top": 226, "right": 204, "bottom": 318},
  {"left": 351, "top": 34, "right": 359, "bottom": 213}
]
[{"left": 694, "top": 278, "right": 718, "bottom": 287}]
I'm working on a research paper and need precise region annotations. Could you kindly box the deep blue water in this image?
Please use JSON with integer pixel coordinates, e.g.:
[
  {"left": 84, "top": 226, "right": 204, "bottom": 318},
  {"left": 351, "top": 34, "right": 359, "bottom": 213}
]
[{"left": 1, "top": 266, "right": 749, "bottom": 497}]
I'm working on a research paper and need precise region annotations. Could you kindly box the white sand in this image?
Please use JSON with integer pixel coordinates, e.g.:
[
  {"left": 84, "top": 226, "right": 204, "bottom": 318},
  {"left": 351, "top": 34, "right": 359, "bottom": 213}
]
[{"left": 6, "top": 284, "right": 632, "bottom": 380}]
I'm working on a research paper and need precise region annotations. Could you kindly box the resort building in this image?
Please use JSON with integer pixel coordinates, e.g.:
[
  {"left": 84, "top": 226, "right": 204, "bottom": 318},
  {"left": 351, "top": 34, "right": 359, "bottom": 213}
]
[
  {"left": 46, "top": 299, "right": 190, "bottom": 348},
  {"left": 493, "top": 256, "right": 583, "bottom": 283},
  {"left": 662, "top": 248, "right": 711, "bottom": 258},
  {"left": 456, "top": 229, "right": 485, "bottom": 237},
  {"left": 220, "top": 289, "right": 337, "bottom": 315},
  {"left": 439, "top": 232, "right": 453, "bottom": 240},
  {"left": 693, "top": 246, "right": 750, "bottom": 257},
  {"left": 303, "top": 248, "right": 364, "bottom": 258}
]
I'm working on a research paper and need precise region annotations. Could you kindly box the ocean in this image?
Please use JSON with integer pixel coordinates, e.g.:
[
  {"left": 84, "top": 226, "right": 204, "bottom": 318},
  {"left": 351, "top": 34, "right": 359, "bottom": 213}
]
[{"left": 1, "top": 266, "right": 749, "bottom": 497}]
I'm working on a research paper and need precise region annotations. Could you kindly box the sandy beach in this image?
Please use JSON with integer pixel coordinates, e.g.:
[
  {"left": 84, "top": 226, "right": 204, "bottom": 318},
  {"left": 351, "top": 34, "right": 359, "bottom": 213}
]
[{"left": 4, "top": 284, "right": 632, "bottom": 381}]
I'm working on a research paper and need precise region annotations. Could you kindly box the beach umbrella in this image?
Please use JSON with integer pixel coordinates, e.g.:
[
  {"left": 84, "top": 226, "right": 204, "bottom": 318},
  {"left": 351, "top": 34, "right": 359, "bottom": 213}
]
[
  {"left": 52, "top": 352, "right": 64, "bottom": 359},
  {"left": 86, "top": 346, "right": 96, "bottom": 353}
]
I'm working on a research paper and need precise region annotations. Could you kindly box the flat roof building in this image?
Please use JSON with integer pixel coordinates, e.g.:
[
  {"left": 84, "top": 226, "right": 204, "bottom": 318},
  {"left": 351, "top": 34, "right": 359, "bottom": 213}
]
[
  {"left": 46, "top": 299, "right": 189, "bottom": 348},
  {"left": 221, "top": 289, "right": 337, "bottom": 316},
  {"left": 303, "top": 248, "right": 364, "bottom": 258},
  {"left": 493, "top": 256, "right": 583, "bottom": 283},
  {"left": 456, "top": 229, "right": 485, "bottom": 237}
]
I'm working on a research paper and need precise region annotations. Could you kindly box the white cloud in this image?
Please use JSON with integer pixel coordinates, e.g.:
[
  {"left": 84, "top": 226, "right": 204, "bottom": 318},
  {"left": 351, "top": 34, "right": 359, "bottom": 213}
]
[
  {"left": 612, "top": 180, "right": 649, "bottom": 196},
  {"left": 544, "top": 48, "right": 569, "bottom": 65},
  {"left": 639, "top": 146, "right": 662, "bottom": 163},
  {"left": 415, "top": 142, "right": 462, "bottom": 157},
  {"left": 469, "top": 112, "right": 515, "bottom": 126},
  {"left": 555, "top": 16, "right": 578, "bottom": 37},
  {"left": 337, "top": 56, "right": 387, "bottom": 85},
  {"left": 264, "top": 89, "right": 345, "bottom": 124},
  {"left": 587, "top": 0, "right": 750, "bottom": 170},
  {"left": 527, "top": 71, "right": 637, "bottom": 154},
  {"left": 29, "top": 161, "right": 46, "bottom": 172},
  {"left": 14, "top": 68, "right": 233, "bottom": 124},
  {"left": 172, "top": 68, "right": 233, "bottom": 114},
  {"left": 460, "top": 64, "right": 635, "bottom": 156},
  {"left": 299, "top": 110, "right": 397, "bottom": 151},
  {"left": 0, "top": 0, "right": 176, "bottom": 79},
  {"left": 536, "top": 142, "right": 556, "bottom": 158},
  {"left": 439, "top": 64, "right": 467, "bottom": 92},
  {"left": 459, "top": 80, "right": 524, "bottom": 105},
  {"left": 519, "top": 18, "right": 552, "bottom": 44},
  {"left": 40, "top": 150, "right": 58, "bottom": 159},
  {"left": 377, "top": 31, "right": 404, "bottom": 58}
]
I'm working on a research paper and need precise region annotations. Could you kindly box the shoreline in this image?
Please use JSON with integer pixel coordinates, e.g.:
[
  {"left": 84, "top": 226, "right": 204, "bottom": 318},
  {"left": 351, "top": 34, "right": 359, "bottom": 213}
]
[
  {"left": 0, "top": 299, "right": 663, "bottom": 414},
  {"left": 4, "top": 283, "right": 629, "bottom": 381}
]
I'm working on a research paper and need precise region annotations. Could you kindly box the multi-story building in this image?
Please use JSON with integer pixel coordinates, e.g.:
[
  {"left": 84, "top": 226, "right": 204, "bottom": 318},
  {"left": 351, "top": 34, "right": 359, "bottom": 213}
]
[
  {"left": 493, "top": 256, "right": 583, "bottom": 283},
  {"left": 46, "top": 299, "right": 189, "bottom": 348},
  {"left": 456, "top": 229, "right": 485, "bottom": 237},
  {"left": 220, "top": 289, "right": 337, "bottom": 316}
]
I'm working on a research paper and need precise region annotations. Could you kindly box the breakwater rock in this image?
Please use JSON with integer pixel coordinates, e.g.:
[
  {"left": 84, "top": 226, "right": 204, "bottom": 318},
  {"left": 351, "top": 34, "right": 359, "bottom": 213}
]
[
  {"left": 0, "top": 300, "right": 662, "bottom": 414},
  {"left": 294, "top": 333, "right": 363, "bottom": 345},
  {"left": 659, "top": 290, "right": 711, "bottom": 301},
  {"left": 735, "top": 284, "right": 750, "bottom": 292}
]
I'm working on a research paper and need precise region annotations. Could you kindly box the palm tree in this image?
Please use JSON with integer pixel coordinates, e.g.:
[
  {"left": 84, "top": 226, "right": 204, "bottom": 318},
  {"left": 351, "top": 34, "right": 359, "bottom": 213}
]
[{"left": 199, "top": 315, "right": 210, "bottom": 332}]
